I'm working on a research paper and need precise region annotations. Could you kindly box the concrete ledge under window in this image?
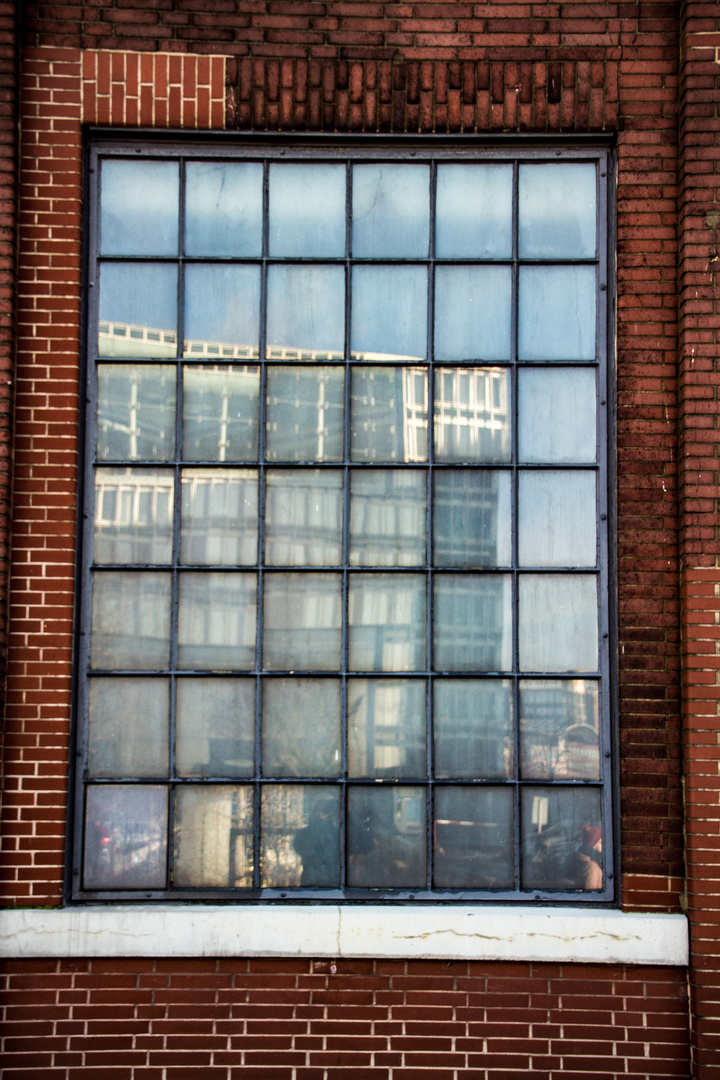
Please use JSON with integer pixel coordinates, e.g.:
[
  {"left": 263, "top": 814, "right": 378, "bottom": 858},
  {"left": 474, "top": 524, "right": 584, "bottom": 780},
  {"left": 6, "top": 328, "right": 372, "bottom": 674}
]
[{"left": 1, "top": 906, "right": 688, "bottom": 966}]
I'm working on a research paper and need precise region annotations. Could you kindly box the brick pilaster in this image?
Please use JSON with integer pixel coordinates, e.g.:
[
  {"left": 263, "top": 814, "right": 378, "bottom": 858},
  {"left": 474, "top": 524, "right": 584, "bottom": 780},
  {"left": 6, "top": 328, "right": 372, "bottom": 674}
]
[{"left": 678, "top": 2, "right": 720, "bottom": 1075}]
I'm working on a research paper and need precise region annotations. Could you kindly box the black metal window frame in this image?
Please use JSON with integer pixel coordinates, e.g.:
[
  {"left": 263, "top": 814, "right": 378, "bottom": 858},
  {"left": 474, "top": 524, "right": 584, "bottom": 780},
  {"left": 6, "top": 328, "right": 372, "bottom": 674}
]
[{"left": 71, "top": 133, "right": 617, "bottom": 904}]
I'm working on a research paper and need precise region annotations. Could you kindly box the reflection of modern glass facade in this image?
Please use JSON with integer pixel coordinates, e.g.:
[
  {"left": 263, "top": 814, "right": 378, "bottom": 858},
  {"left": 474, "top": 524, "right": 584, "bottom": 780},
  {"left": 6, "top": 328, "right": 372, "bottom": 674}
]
[{"left": 76, "top": 144, "right": 610, "bottom": 900}]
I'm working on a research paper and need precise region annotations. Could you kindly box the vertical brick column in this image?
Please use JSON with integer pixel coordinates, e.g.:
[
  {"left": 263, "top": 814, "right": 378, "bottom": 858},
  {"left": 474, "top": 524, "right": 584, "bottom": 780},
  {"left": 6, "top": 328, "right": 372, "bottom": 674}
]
[
  {"left": 678, "top": 3, "right": 720, "bottom": 1076},
  {"left": 0, "top": 3, "right": 18, "bottom": 711}
]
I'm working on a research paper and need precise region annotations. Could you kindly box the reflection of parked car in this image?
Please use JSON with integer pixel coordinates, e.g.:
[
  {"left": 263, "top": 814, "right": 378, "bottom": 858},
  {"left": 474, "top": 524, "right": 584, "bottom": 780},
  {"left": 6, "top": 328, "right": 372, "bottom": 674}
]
[
  {"left": 525, "top": 821, "right": 602, "bottom": 891},
  {"left": 434, "top": 819, "right": 513, "bottom": 888},
  {"left": 89, "top": 818, "right": 111, "bottom": 863}
]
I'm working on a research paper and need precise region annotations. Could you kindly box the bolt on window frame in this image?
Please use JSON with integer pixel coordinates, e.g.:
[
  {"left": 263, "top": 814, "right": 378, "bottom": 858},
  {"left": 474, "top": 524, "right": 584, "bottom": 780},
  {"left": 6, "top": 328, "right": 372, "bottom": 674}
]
[{"left": 71, "top": 134, "right": 617, "bottom": 905}]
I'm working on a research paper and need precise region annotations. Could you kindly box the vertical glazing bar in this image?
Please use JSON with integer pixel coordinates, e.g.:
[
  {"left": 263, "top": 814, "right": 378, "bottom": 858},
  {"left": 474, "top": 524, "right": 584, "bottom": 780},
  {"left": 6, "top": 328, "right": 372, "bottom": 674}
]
[
  {"left": 340, "top": 159, "right": 353, "bottom": 888},
  {"left": 426, "top": 158, "right": 437, "bottom": 891},
  {"left": 510, "top": 158, "right": 521, "bottom": 890},
  {"left": 252, "top": 157, "right": 271, "bottom": 889},
  {"left": 596, "top": 151, "right": 614, "bottom": 896},
  {"left": 166, "top": 155, "right": 186, "bottom": 891}
]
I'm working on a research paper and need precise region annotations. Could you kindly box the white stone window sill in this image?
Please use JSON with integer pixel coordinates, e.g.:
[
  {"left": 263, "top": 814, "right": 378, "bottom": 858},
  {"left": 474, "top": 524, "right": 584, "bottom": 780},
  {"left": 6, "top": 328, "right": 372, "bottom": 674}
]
[{"left": 1, "top": 905, "right": 688, "bottom": 965}]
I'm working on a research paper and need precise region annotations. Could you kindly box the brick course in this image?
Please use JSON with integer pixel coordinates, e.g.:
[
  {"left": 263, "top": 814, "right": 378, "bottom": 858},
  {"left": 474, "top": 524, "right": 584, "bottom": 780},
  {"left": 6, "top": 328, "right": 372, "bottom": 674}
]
[{"left": 0, "top": 958, "right": 691, "bottom": 1079}]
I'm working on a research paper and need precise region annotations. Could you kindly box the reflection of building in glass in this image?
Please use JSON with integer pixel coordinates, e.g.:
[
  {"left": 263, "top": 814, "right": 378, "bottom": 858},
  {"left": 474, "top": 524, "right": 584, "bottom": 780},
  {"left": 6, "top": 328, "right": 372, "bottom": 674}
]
[
  {"left": 520, "top": 680, "right": 600, "bottom": 780},
  {"left": 433, "top": 367, "right": 509, "bottom": 461},
  {"left": 99, "top": 320, "right": 178, "bottom": 358},
  {"left": 95, "top": 469, "right": 173, "bottom": 563},
  {"left": 174, "top": 786, "right": 253, "bottom": 888}
]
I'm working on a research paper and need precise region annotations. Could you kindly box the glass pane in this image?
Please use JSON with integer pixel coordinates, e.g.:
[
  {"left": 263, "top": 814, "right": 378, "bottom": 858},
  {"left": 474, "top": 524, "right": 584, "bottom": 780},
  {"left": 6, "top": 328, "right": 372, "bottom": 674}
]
[
  {"left": 87, "top": 677, "right": 169, "bottom": 778},
  {"left": 266, "top": 266, "right": 345, "bottom": 359},
  {"left": 347, "top": 787, "right": 426, "bottom": 888},
  {"left": 434, "top": 267, "right": 511, "bottom": 361},
  {"left": 434, "top": 574, "right": 512, "bottom": 672},
  {"left": 263, "top": 572, "right": 341, "bottom": 671},
  {"left": 176, "top": 677, "right": 255, "bottom": 778},
  {"left": 185, "top": 161, "right": 263, "bottom": 257},
  {"left": 519, "top": 471, "right": 596, "bottom": 567},
  {"left": 348, "top": 678, "right": 426, "bottom": 778},
  {"left": 97, "top": 365, "right": 176, "bottom": 463},
  {"left": 266, "top": 366, "right": 344, "bottom": 463},
  {"left": 351, "top": 366, "right": 427, "bottom": 463},
  {"left": 184, "top": 265, "right": 260, "bottom": 358},
  {"left": 98, "top": 263, "right": 178, "bottom": 358},
  {"left": 434, "top": 471, "right": 511, "bottom": 567},
  {"left": 174, "top": 785, "right": 253, "bottom": 888},
  {"left": 519, "top": 163, "right": 596, "bottom": 259},
  {"left": 178, "top": 572, "right": 256, "bottom": 670},
  {"left": 436, "top": 164, "right": 512, "bottom": 258},
  {"left": 84, "top": 785, "right": 167, "bottom": 890},
  {"left": 90, "top": 571, "right": 170, "bottom": 670},
  {"left": 101, "top": 159, "right": 179, "bottom": 256},
  {"left": 434, "top": 787, "right": 514, "bottom": 889},
  {"left": 183, "top": 365, "right": 259, "bottom": 462},
  {"left": 351, "top": 266, "right": 427, "bottom": 362},
  {"left": 350, "top": 469, "right": 426, "bottom": 567},
  {"left": 520, "top": 679, "right": 600, "bottom": 780},
  {"left": 519, "top": 574, "right": 598, "bottom": 672},
  {"left": 261, "top": 784, "right": 341, "bottom": 888},
  {"left": 352, "top": 164, "right": 429, "bottom": 258},
  {"left": 434, "top": 679, "right": 513, "bottom": 779},
  {"left": 518, "top": 368, "right": 596, "bottom": 463},
  {"left": 180, "top": 469, "right": 258, "bottom": 565},
  {"left": 262, "top": 678, "right": 341, "bottom": 777},
  {"left": 269, "top": 163, "right": 346, "bottom": 257},
  {"left": 521, "top": 786, "right": 602, "bottom": 891},
  {"left": 265, "top": 470, "right": 342, "bottom": 566},
  {"left": 94, "top": 468, "right": 173, "bottom": 565},
  {"left": 349, "top": 574, "right": 426, "bottom": 672},
  {"left": 519, "top": 266, "right": 596, "bottom": 361},
  {"left": 434, "top": 367, "right": 510, "bottom": 464}
]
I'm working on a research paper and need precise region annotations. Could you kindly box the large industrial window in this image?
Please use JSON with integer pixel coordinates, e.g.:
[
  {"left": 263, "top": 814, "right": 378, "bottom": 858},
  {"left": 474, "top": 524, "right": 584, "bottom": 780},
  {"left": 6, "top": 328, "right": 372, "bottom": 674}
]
[{"left": 74, "top": 139, "right": 613, "bottom": 901}]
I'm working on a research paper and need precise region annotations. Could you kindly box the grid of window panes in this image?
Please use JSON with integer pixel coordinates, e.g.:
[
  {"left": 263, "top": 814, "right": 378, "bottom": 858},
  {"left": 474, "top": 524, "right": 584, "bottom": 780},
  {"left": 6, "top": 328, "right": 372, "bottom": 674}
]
[{"left": 77, "top": 144, "right": 612, "bottom": 900}]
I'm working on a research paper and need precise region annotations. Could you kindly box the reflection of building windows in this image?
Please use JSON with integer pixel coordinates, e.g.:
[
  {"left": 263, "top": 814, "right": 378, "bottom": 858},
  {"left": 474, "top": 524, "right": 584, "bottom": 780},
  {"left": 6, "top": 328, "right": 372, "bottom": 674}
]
[{"left": 76, "top": 143, "right": 611, "bottom": 901}]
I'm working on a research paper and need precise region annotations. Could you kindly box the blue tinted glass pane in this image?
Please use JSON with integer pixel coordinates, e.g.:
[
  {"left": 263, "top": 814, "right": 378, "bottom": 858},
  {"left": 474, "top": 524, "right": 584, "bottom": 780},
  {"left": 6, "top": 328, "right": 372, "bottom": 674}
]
[
  {"left": 352, "top": 164, "right": 429, "bottom": 258},
  {"left": 266, "top": 367, "right": 344, "bottom": 463},
  {"left": 519, "top": 163, "right": 596, "bottom": 258},
  {"left": 350, "top": 366, "right": 427, "bottom": 464},
  {"left": 436, "top": 164, "right": 512, "bottom": 258},
  {"left": 519, "top": 266, "right": 596, "bottom": 361},
  {"left": 184, "top": 265, "right": 260, "bottom": 357},
  {"left": 185, "top": 161, "right": 262, "bottom": 257},
  {"left": 519, "top": 574, "right": 598, "bottom": 673},
  {"left": 101, "top": 160, "right": 178, "bottom": 256},
  {"left": 351, "top": 266, "right": 427, "bottom": 362},
  {"left": 270, "top": 163, "right": 346, "bottom": 257},
  {"left": 267, "top": 266, "right": 345, "bottom": 359},
  {"left": 434, "top": 574, "right": 512, "bottom": 671},
  {"left": 97, "top": 365, "right": 176, "bottom": 462},
  {"left": 518, "top": 368, "right": 596, "bottom": 463},
  {"left": 99, "top": 263, "right": 177, "bottom": 358},
  {"left": 435, "top": 267, "right": 511, "bottom": 361}
]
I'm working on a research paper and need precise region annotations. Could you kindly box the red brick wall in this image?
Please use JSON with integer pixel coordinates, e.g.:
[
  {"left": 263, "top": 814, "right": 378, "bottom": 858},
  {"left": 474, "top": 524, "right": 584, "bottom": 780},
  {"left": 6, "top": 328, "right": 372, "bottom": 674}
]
[
  {"left": 677, "top": 2, "right": 720, "bottom": 1076},
  {"left": 0, "top": 958, "right": 690, "bottom": 1079},
  {"left": 2, "top": 1, "right": 705, "bottom": 1075},
  {"left": 0, "top": 1, "right": 19, "bottom": 712},
  {"left": 4, "top": 0, "right": 685, "bottom": 913}
]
